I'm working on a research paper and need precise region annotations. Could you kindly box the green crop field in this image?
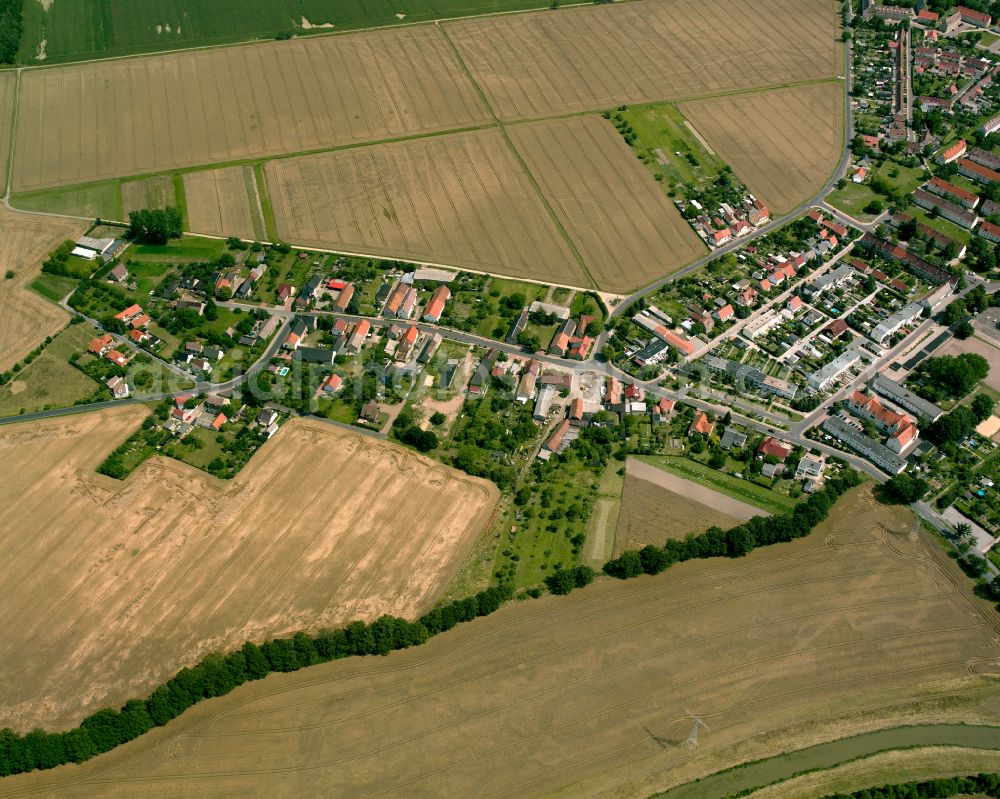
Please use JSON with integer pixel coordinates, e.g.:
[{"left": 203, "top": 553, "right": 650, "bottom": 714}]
[{"left": 19, "top": 0, "right": 556, "bottom": 64}]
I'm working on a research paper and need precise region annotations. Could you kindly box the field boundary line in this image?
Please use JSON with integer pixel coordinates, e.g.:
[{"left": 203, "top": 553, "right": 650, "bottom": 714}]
[{"left": 1, "top": 69, "right": 21, "bottom": 201}]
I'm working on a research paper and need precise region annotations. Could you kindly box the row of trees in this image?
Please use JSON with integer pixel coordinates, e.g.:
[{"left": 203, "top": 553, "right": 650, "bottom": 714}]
[
  {"left": 822, "top": 772, "right": 1000, "bottom": 798},
  {"left": 0, "top": 0, "right": 22, "bottom": 65},
  {"left": 602, "top": 468, "right": 862, "bottom": 579},
  {"left": 0, "top": 582, "right": 514, "bottom": 778},
  {"left": 0, "top": 454, "right": 869, "bottom": 777},
  {"left": 911, "top": 353, "right": 991, "bottom": 402}
]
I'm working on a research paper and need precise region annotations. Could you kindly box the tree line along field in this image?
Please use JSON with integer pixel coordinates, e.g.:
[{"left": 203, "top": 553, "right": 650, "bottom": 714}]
[
  {"left": 679, "top": 81, "right": 846, "bottom": 216},
  {"left": 445, "top": 0, "right": 842, "bottom": 121},
  {"left": 10, "top": 25, "right": 490, "bottom": 193},
  {"left": 183, "top": 166, "right": 266, "bottom": 241},
  {"left": 0, "top": 207, "right": 87, "bottom": 373},
  {"left": 0, "top": 408, "right": 498, "bottom": 733},
  {"left": 18, "top": 0, "right": 555, "bottom": 65},
  {"left": 265, "top": 128, "right": 585, "bottom": 288},
  {"left": 4, "top": 486, "right": 998, "bottom": 798}
]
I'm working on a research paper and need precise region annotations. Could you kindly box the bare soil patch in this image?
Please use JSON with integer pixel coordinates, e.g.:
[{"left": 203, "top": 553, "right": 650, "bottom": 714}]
[
  {"left": 11, "top": 26, "right": 489, "bottom": 191},
  {"left": 265, "top": 128, "right": 584, "bottom": 286},
  {"left": 7, "top": 487, "right": 1000, "bottom": 798},
  {"left": 446, "top": 0, "right": 841, "bottom": 120},
  {"left": 184, "top": 166, "right": 264, "bottom": 240},
  {"left": 680, "top": 82, "right": 845, "bottom": 215},
  {"left": 626, "top": 457, "right": 765, "bottom": 520},
  {"left": 508, "top": 116, "right": 706, "bottom": 292},
  {"left": 0, "top": 408, "right": 498, "bottom": 732},
  {"left": 615, "top": 470, "right": 742, "bottom": 554},
  {"left": 0, "top": 207, "right": 87, "bottom": 372}
]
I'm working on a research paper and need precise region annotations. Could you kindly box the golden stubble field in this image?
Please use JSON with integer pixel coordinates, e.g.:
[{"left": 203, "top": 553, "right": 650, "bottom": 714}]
[
  {"left": 680, "top": 82, "right": 846, "bottom": 215},
  {"left": 7, "top": 486, "right": 1000, "bottom": 798},
  {"left": 183, "top": 166, "right": 265, "bottom": 241},
  {"left": 0, "top": 207, "right": 88, "bottom": 372},
  {"left": 0, "top": 407, "right": 498, "bottom": 733},
  {"left": 265, "top": 128, "right": 584, "bottom": 286},
  {"left": 10, "top": 26, "right": 489, "bottom": 191},
  {"left": 447, "top": 0, "right": 841, "bottom": 120},
  {"left": 508, "top": 116, "right": 707, "bottom": 292}
]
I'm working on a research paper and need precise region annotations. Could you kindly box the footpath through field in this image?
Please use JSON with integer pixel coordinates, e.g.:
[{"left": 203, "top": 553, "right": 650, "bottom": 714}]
[{"left": 626, "top": 458, "right": 767, "bottom": 520}]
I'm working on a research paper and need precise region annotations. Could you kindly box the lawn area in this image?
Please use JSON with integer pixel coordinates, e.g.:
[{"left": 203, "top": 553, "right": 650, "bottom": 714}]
[
  {"left": 29, "top": 273, "right": 79, "bottom": 303},
  {"left": 12, "top": 181, "right": 123, "bottom": 221},
  {"left": 127, "top": 260, "right": 175, "bottom": 296},
  {"left": 489, "top": 277, "right": 549, "bottom": 304},
  {"left": 0, "top": 323, "right": 107, "bottom": 416},
  {"left": 637, "top": 454, "right": 798, "bottom": 515},
  {"left": 908, "top": 206, "right": 973, "bottom": 244},
  {"left": 19, "top": 0, "right": 557, "bottom": 64},
  {"left": 826, "top": 181, "right": 880, "bottom": 221},
  {"left": 620, "top": 101, "right": 727, "bottom": 191},
  {"left": 129, "top": 236, "right": 225, "bottom": 263},
  {"left": 166, "top": 425, "right": 228, "bottom": 470}
]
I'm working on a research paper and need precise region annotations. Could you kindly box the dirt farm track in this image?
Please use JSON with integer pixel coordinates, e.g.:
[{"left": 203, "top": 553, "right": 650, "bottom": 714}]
[
  {"left": 4, "top": 486, "right": 1000, "bottom": 798},
  {"left": 0, "top": 407, "right": 498, "bottom": 733}
]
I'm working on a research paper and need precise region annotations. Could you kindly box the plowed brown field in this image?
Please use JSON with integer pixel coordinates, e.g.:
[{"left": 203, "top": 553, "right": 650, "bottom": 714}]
[
  {"left": 0, "top": 408, "right": 498, "bottom": 733},
  {"left": 680, "top": 82, "right": 845, "bottom": 214},
  {"left": 615, "top": 472, "right": 742, "bottom": 554},
  {"left": 447, "top": 0, "right": 841, "bottom": 120},
  {"left": 6, "top": 487, "right": 999, "bottom": 798},
  {"left": 508, "top": 116, "right": 706, "bottom": 291},
  {"left": 11, "top": 27, "right": 489, "bottom": 191},
  {"left": 266, "top": 128, "right": 585, "bottom": 286},
  {"left": 0, "top": 207, "right": 88, "bottom": 372},
  {"left": 184, "top": 166, "right": 264, "bottom": 240}
]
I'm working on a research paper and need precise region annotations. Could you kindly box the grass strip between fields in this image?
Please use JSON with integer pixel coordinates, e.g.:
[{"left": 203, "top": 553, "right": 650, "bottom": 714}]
[{"left": 652, "top": 726, "right": 1000, "bottom": 799}]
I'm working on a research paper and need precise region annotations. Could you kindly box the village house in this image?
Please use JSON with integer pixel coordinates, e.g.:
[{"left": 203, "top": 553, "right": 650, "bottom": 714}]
[
  {"left": 758, "top": 436, "right": 792, "bottom": 461},
  {"left": 345, "top": 319, "right": 371, "bottom": 354},
  {"left": 88, "top": 333, "right": 114, "bottom": 355},
  {"left": 422, "top": 285, "right": 451, "bottom": 323},
  {"left": 688, "top": 411, "right": 715, "bottom": 438},
  {"left": 106, "top": 375, "right": 129, "bottom": 399}
]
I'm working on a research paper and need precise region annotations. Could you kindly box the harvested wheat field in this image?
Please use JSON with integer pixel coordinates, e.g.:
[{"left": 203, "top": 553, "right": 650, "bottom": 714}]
[
  {"left": 509, "top": 116, "right": 706, "bottom": 291},
  {"left": 680, "top": 82, "right": 845, "bottom": 214},
  {"left": 0, "top": 207, "right": 87, "bottom": 372},
  {"left": 446, "top": 0, "right": 841, "bottom": 121},
  {"left": 120, "top": 175, "right": 175, "bottom": 216},
  {"left": 184, "top": 167, "right": 265, "bottom": 240},
  {"left": 0, "top": 408, "right": 498, "bottom": 733},
  {"left": 0, "top": 70, "right": 15, "bottom": 194},
  {"left": 8, "top": 486, "right": 1000, "bottom": 798},
  {"left": 266, "top": 128, "right": 585, "bottom": 286},
  {"left": 10, "top": 27, "right": 488, "bottom": 191},
  {"left": 615, "top": 472, "right": 742, "bottom": 554}
]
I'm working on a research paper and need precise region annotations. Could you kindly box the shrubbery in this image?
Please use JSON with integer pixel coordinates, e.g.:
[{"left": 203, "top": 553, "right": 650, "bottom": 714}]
[{"left": 821, "top": 772, "right": 1000, "bottom": 798}]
